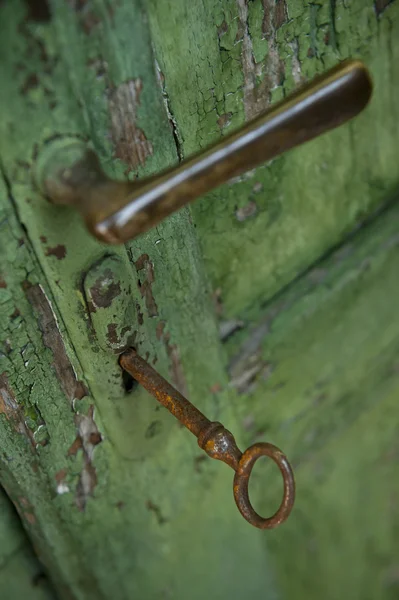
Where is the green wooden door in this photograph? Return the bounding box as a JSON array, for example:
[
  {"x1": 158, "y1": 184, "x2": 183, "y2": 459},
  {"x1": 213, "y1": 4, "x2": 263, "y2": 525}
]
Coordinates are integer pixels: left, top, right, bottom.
[{"x1": 1, "y1": 1, "x2": 398, "y2": 599}]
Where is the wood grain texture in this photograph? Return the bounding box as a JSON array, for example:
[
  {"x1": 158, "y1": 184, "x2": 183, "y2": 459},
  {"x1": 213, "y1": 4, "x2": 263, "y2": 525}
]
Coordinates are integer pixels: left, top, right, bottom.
[
  {"x1": 147, "y1": 0, "x2": 399, "y2": 318},
  {"x1": 0, "y1": 0, "x2": 398, "y2": 599},
  {"x1": 225, "y1": 200, "x2": 399, "y2": 600},
  {"x1": 0, "y1": 1, "x2": 272, "y2": 598}
]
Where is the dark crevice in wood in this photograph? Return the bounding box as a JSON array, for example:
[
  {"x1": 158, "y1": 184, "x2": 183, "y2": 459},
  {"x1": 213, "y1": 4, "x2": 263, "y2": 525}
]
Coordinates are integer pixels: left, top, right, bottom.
[{"x1": 24, "y1": 0, "x2": 51, "y2": 23}]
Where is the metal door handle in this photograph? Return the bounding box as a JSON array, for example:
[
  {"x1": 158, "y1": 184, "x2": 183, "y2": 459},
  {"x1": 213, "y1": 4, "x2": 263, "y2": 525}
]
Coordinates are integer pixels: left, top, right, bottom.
[{"x1": 36, "y1": 60, "x2": 372, "y2": 244}]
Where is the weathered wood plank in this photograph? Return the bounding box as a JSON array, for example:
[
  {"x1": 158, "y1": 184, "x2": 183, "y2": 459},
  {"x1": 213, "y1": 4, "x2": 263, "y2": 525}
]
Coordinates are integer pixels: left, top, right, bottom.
[
  {"x1": 1, "y1": 1, "x2": 398, "y2": 599},
  {"x1": 0, "y1": 2, "x2": 274, "y2": 598},
  {"x1": 225, "y1": 199, "x2": 399, "y2": 600},
  {"x1": 147, "y1": 0, "x2": 399, "y2": 318},
  {"x1": 0, "y1": 489, "x2": 55, "y2": 600},
  {"x1": 0, "y1": 168, "x2": 110, "y2": 599}
]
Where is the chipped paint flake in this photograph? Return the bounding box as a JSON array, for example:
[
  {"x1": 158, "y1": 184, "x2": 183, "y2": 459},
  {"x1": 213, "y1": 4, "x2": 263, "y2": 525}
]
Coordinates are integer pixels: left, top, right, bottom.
[
  {"x1": 24, "y1": 283, "x2": 87, "y2": 402},
  {"x1": 45, "y1": 244, "x2": 67, "y2": 260},
  {"x1": 74, "y1": 406, "x2": 102, "y2": 511},
  {"x1": 108, "y1": 79, "x2": 153, "y2": 170},
  {"x1": 135, "y1": 254, "x2": 158, "y2": 317},
  {"x1": 57, "y1": 482, "x2": 70, "y2": 495},
  {"x1": 237, "y1": 0, "x2": 288, "y2": 119}
]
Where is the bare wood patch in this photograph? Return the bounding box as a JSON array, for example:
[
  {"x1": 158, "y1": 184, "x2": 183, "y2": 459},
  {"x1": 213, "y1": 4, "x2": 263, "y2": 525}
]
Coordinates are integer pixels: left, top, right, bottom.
[
  {"x1": 0, "y1": 373, "x2": 20, "y2": 421},
  {"x1": 262, "y1": 0, "x2": 288, "y2": 35},
  {"x1": 236, "y1": 0, "x2": 258, "y2": 120},
  {"x1": 108, "y1": 79, "x2": 153, "y2": 170},
  {"x1": 155, "y1": 321, "x2": 189, "y2": 398},
  {"x1": 44, "y1": 244, "x2": 67, "y2": 260},
  {"x1": 74, "y1": 405, "x2": 102, "y2": 511},
  {"x1": 135, "y1": 254, "x2": 158, "y2": 317},
  {"x1": 0, "y1": 373, "x2": 36, "y2": 447},
  {"x1": 24, "y1": 283, "x2": 87, "y2": 402},
  {"x1": 236, "y1": 0, "x2": 288, "y2": 120},
  {"x1": 217, "y1": 112, "x2": 233, "y2": 130},
  {"x1": 17, "y1": 496, "x2": 37, "y2": 526}
]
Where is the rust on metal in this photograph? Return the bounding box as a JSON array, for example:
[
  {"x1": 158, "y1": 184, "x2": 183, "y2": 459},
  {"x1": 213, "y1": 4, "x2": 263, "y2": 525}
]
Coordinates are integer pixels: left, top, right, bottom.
[
  {"x1": 36, "y1": 60, "x2": 372, "y2": 244},
  {"x1": 119, "y1": 348, "x2": 295, "y2": 530}
]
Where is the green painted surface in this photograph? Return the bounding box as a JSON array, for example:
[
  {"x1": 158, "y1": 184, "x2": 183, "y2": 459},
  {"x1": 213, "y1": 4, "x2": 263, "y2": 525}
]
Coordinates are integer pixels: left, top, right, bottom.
[
  {"x1": 0, "y1": 1, "x2": 272, "y2": 598},
  {"x1": 0, "y1": 0, "x2": 398, "y2": 599},
  {"x1": 147, "y1": 0, "x2": 399, "y2": 318},
  {"x1": 0, "y1": 489, "x2": 55, "y2": 600},
  {"x1": 227, "y1": 201, "x2": 399, "y2": 600}
]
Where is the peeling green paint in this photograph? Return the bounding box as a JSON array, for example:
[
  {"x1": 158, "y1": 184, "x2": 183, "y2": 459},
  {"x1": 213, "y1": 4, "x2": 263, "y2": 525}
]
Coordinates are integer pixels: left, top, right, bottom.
[
  {"x1": 0, "y1": 1, "x2": 274, "y2": 598},
  {"x1": 83, "y1": 254, "x2": 137, "y2": 353},
  {"x1": 147, "y1": 0, "x2": 399, "y2": 318},
  {"x1": 248, "y1": 1, "x2": 269, "y2": 64},
  {"x1": 226, "y1": 201, "x2": 399, "y2": 600},
  {"x1": 0, "y1": 1, "x2": 398, "y2": 599}
]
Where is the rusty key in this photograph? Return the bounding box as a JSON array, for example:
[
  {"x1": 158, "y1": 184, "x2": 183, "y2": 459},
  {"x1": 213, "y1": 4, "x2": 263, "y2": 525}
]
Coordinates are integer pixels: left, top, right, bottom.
[
  {"x1": 120, "y1": 348, "x2": 295, "y2": 530},
  {"x1": 36, "y1": 60, "x2": 372, "y2": 243}
]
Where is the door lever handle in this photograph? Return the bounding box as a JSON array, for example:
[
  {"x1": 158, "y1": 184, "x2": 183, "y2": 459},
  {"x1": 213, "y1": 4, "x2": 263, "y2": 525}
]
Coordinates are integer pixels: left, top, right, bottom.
[{"x1": 36, "y1": 60, "x2": 372, "y2": 244}]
